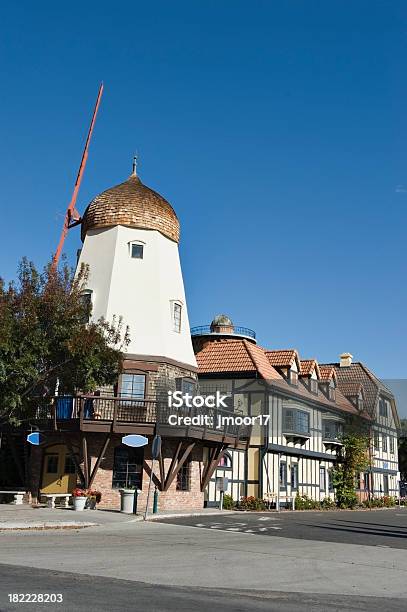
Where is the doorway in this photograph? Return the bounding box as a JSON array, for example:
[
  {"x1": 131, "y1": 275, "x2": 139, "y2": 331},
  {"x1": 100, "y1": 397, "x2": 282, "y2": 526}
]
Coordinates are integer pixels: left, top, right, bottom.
[{"x1": 41, "y1": 444, "x2": 77, "y2": 494}]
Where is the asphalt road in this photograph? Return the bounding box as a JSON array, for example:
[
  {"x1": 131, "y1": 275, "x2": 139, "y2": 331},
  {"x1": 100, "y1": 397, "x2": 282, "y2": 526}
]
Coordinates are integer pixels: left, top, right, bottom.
[
  {"x1": 156, "y1": 508, "x2": 407, "y2": 549},
  {"x1": 0, "y1": 564, "x2": 403, "y2": 612}
]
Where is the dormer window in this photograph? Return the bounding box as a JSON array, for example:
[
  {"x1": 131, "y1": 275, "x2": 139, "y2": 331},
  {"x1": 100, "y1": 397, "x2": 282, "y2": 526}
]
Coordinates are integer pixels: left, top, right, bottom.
[
  {"x1": 328, "y1": 385, "x2": 336, "y2": 401},
  {"x1": 379, "y1": 398, "x2": 388, "y2": 417},
  {"x1": 357, "y1": 395, "x2": 364, "y2": 411},
  {"x1": 310, "y1": 378, "x2": 318, "y2": 394},
  {"x1": 289, "y1": 370, "x2": 298, "y2": 386}
]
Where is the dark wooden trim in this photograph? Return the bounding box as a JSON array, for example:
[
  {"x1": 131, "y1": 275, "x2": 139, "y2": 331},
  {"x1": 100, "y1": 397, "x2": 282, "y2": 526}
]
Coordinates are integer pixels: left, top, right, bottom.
[
  {"x1": 6, "y1": 433, "x2": 24, "y2": 485},
  {"x1": 82, "y1": 435, "x2": 90, "y2": 488},
  {"x1": 89, "y1": 434, "x2": 111, "y2": 487},
  {"x1": 62, "y1": 433, "x2": 85, "y2": 487},
  {"x1": 201, "y1": 445, "x2": 227, "y2": 492},
  {"x1": 158, "y1": 451, "x2": 165, "y2": 491},
  {"x1": 123, "y1": 353, "x2": 198, "y2": 373},
  {"x1": 163, "y1": 442, "x2": 195, "y2": 492}
]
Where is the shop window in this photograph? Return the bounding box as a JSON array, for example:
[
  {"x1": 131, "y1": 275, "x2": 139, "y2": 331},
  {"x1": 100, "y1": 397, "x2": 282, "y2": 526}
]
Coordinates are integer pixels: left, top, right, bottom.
[
  {"x1": 112, "y1": 446, "x2": 143, "y2": 489},
  {"x1": 176, "y1": 459, "x2": 191, "y2": 491},
  {"x1": 320, "y1": 466, "x2": 326, "y2": 492},
  {"x1": 290, "y1": 464, "x2": 298, "y2": 490},
  {"x1": 279, "y1": 461, "x2": 287, "y2": 490}
]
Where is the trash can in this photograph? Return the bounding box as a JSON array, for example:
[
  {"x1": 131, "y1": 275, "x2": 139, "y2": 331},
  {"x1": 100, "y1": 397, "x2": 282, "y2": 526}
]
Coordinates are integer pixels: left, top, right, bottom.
[{"x1": 119, "y1": 489, "x2": 135, "y2": 514}]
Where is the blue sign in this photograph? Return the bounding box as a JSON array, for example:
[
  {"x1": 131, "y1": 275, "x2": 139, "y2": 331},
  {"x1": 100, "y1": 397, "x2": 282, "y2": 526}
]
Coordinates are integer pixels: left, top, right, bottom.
[
  {"x1": 122, "y1": 435, "x2": 148, "y2": 448},
  {"x1": 27, "y1": 432, "x2": 42, "y2": 446}
]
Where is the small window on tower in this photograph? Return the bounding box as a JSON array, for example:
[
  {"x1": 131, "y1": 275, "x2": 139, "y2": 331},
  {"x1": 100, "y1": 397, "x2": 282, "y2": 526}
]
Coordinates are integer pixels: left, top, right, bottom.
[
  {"x1": 173, "y1": 303, "x2": 182, "y2": 333},
  {"x1": 131, "y1": 243, "x2": 144, "y2": 259}
]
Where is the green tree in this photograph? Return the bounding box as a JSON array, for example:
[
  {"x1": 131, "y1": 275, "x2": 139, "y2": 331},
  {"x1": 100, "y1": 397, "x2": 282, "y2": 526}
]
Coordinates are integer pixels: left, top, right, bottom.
[
  {"x1": 331, "y1": 428, "x2": 370, "y2": 508},
  {"x1": 0, "y1": 258, "x2": 129, "y2": 425}
]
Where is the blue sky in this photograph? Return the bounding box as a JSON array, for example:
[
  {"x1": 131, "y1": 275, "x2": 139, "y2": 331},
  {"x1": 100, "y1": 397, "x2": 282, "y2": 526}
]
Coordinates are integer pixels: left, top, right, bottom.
[{"x1": 0, "y1": 1, "x2": 406, "y2": 380}]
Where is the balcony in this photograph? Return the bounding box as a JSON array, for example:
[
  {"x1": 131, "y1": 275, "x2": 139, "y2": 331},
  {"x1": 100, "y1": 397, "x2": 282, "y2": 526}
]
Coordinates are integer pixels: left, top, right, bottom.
[
  {"x1": 34, "y1": 395, "x2": 251, "y2": 448},
  {"x1": 191, "y1": 325, "x2": 256, "y2": 341}
]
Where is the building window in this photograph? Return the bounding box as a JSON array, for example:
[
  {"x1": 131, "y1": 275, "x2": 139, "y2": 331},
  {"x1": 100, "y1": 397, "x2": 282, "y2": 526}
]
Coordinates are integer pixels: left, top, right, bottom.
[
  {"x1": 390, "y1": 436, "x2": 395, "y2": 454},
  {"x1": 320, "y1": 466, "x2": 326, "y2": 492},
  {"x1": 323, "y1": 420, "x2": 343, "y2": 441},
  {"x1": 283, "y1": 409, "x2": 310, "y2": 434},
  {"x1": 80, "y1": 290, "x2": 93, "y2": 322},
  {"x1": 112, "y1": 446, "x2": 143, "y2": 489},
  {"x1": 175, "y1": 377, "x2": 196, "y2": 395},
  {"x1": 173, "y1": 303, "x2": 182, "y2": 333},
  {"x1": 130, "y1": 243, "x2": 144, "y2": 259},
  {"x1": 46, "y1": 455, "x2": 58, "y2": 474},
  {"x1": 120, "y1": 373, "x2": 146, "y2": 399},
  {"x1": 382, "y1": 435, "x2": 388, "y2": 453},
  {"x1": 290, "y1": 464, "x2": 298, "y2": 490},
  {"x1": 328, "y1": 386, "x2": 336, "y2": 401},
  {"x1": 279, "y1": 461, "x2": 287, "y2": 490},
  {"x1": 379, "y1": 398, "x2": 388, "y2": 417},
  {"x1": 363, "y1": 472, "x2": 370, "y2": 491},
  {"x1": 357, "y1": 395, "x2": 364, "y2": 411},
  {"x1": 176, "y1": 459, "x2": 191, "y2": 491},
  {"x1": 64, "y1": 455, "x2": 76, "y2": 474},
  {"x1": 218, "y1": 453, "x2": 232, "y2": 469},
  {"x1": 374, "y1": 432, "x2": 380, "y2": 451}
]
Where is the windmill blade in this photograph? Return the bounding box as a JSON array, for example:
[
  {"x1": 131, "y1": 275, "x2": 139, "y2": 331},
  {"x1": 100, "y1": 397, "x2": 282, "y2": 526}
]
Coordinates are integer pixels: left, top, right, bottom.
[{"x1": 53, "y1": 82, "x2": 104, "y2": 268}]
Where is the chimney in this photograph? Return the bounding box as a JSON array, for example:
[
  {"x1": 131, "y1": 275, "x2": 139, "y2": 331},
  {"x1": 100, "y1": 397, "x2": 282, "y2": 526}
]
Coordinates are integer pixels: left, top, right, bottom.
[{"x1": 340, "y1": 352, "x2": 353, "y2": 368}]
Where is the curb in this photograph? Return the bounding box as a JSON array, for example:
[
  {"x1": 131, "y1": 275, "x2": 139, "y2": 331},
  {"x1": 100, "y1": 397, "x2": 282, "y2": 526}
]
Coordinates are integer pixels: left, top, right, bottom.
[
  {"x1": 0, "y1": 521, "x2": 98, "y2": 531},
  {"x1": 145, "y1": 510, "x2": 241, "y2": 521}
]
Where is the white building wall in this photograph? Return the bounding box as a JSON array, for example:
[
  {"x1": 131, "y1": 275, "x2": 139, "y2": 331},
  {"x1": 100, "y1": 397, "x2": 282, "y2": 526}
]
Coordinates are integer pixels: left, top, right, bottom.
[{"x1": 77, "y1": 225, "x2": 197, "y2": 368}]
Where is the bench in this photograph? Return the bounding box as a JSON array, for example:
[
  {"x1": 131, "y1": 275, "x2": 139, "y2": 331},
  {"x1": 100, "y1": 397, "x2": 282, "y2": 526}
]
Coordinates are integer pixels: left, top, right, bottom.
[
  {"x1": 0, "y1": 490, "x2": 26, "y2": 505},
  {"x1": 264, "y1": 493, "x2": 295, "y2": 511},
  {"x1": 40, "y1": 493, "x2": 72, "y2": 509}
]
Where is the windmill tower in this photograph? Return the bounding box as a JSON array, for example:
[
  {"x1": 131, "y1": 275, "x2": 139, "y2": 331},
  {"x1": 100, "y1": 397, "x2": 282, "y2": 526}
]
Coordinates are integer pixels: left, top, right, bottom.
[{"x1": 77, "y1": 159, "x2": 197, "y2": 371}]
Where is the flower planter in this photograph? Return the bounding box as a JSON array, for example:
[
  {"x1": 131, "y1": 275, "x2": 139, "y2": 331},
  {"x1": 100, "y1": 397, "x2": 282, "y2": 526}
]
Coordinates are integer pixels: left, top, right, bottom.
[
  {"x1": 73, "y1": 496, "x2": 87, "y2": 511},
  {"x1": 119, "y1": 489, "x2": 135, "y2": 514}
]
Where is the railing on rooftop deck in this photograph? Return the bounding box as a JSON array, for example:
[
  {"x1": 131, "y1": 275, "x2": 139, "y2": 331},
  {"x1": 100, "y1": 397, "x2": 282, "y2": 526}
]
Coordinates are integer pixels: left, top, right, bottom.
[
  {"x1": 190, "y1": 325, "x2": 256, "y2": 340},
  {"x1": 34, "y1": 395, "x2": 251, "y2": 442}
]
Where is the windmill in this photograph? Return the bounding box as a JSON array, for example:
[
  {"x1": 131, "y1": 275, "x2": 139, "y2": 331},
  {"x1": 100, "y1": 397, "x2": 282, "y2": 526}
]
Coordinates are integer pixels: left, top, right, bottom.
[{"x1": 52, "y1": 82, "x2": 104, "y2": 268}]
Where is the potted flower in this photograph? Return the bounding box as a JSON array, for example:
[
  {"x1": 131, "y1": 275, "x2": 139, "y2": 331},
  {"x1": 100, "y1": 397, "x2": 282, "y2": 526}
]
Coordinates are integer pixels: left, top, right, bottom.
[
  {"x1": 87, "y1": 490, "x2": 102, "y2": 510},
  {"x1": 72, "y1": 487, "x2": 88, "y2": 511}
]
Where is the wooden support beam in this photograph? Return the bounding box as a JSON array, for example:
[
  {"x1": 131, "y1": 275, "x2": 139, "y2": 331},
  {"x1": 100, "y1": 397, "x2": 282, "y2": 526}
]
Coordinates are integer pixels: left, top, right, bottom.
[
  {"x1": 163, "y1": 442, "x2": 195, "y2": 492},
  {"x1": 200, "y1": 444, "x2": 227, "y2": 492},
  {"x1": 62, "y1": 433, "x2": 85, "y2": 487},
  {"x1": 158, "y1": 450, "x2": 165, "y2": 492},
  {"x1": 89, "y1": 434, "x2": 110, "y2": 487},
  {"x1": 82, "y1": 435, "x2": 90, "y2": 488}
]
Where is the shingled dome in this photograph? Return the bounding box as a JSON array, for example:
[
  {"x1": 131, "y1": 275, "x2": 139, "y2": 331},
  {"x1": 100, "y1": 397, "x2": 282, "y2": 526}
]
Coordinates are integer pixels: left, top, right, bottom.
[{"x1": 81, "y1": 174, "x2": 180, "y2": 243}]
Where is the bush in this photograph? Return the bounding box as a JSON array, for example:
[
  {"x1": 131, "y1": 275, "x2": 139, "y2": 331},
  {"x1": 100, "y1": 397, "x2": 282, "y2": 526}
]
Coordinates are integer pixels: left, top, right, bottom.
[
  {"x1": 295, "y1": 494, "x2": 321, "y2": 510},
  {"x1": 238, "y1": 496, "x2": 266, "y2": 511},
  {"x1": 222, "y1": 494, "x2": 235, "y2": 510},
  {"x1": 363, "y1": 496, "x2": 397, "y2": 508},
  {"x1": 321, "y1": 497, "x2": 336, "y2": 510}
]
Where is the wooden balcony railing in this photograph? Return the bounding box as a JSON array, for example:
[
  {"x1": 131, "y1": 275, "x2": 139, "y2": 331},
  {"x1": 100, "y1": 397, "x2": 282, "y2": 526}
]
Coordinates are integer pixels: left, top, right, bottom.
[{"x1": 38, "y1": 395, "x2": 251, "y2": 443}]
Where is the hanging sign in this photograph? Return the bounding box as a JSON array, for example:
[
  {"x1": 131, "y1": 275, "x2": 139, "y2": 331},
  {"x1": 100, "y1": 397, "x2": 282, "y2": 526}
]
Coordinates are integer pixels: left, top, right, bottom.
[
  {"x1": 27, "y1": 432, "x2": 43, "y2": 446},
  {"x1": 122, "y1": 435, "x2": 148, "y2": 448}
]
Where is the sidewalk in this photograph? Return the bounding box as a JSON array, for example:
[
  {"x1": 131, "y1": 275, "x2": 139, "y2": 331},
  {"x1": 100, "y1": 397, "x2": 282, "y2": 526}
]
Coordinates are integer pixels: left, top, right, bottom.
[{"x1": 0, "y1": 504, "x2": 234, "y2": 530}]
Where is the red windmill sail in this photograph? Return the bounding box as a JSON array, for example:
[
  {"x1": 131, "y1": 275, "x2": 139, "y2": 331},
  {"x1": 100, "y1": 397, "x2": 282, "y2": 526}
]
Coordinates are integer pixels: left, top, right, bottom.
[{"x1": 53, "y1": 82, "x2": 104, "y2": 268}]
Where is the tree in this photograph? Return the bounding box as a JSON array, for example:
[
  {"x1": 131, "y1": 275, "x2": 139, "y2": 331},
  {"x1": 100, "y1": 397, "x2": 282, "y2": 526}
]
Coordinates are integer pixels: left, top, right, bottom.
[
  {"x1": 0, "y1": 258, "x2": 129, "y2": 426},
  {"x1": 331, "y1": 426, "x2": 370, "y2": 508}
]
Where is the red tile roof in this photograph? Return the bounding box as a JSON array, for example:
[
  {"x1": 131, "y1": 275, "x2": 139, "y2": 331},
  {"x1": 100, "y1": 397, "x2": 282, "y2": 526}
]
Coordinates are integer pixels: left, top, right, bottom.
[
  {"x1": 195, "y1": 340, "x2": 360, "y2": 417},
  {"x1": 299, "y1": 359, "x2": 320, "y2": 378},
  {"x1": 319, "y1": 365, "x2": 337, "y2": 381},
  {"x1": 265, "y1": 350, "x2": 299, "y2": 368}
]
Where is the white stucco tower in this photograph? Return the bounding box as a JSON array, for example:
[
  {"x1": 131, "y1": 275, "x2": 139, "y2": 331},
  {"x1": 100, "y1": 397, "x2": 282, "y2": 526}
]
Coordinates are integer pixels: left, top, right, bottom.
[{"x1": 77, "y1": 164, "x2": 197, "y2": 370}]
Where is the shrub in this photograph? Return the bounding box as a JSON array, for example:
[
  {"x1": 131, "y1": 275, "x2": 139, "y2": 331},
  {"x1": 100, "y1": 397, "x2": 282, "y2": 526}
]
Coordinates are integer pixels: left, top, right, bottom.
[
  {"x1": 238, "y1": 496, "x2": 266, "y2": 511},
  {"x1": 363, "y1": 496, "x2": 397, "y2": 508},
  {"x1": 321, "y1": 497, "x2": 336, "y2": 510},
  {"x1": 295, "y1": 494, "x2": 321, "y2": 510},
  {"x1": 222, "y1": 494, "x2": 235, "y2": 510}
]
